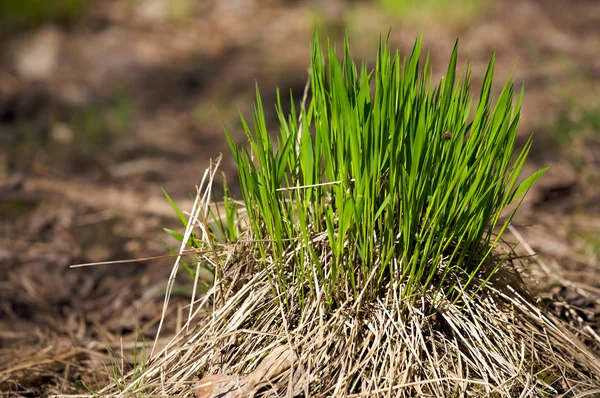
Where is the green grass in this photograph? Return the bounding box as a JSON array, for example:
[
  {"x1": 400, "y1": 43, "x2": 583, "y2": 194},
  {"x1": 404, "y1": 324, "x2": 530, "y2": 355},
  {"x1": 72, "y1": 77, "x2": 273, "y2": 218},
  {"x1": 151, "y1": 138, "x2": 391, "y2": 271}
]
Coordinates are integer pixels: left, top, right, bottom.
[
  {"x1": 6, "y1": 94, "x2": 133, "y2": 175},
  {"x1": 79, "y1": 323, "x2": 147, "y2": 396},
  {"x1": 0, "y1": 0, "x2": 88, "y2": 35},
  {"x1": 168, "y1": 32, "x2": 546, "y2": 310},
  {"x1": 550, "y1": 102, "x2": 600, "y2": 168},
  {"x1": 162, "y1": 188, "x2": 215, "y2": 289},
  {"x1": 581, "y1": 231, "x2": 600, "y2": 264},
  {"x1": 377, "y1": 0, "x2": 486, "y2": 23},
  {"x1": 218, "y1": 32, "x2": 547, "y2": 308},
  {"x1": 69, "y1": 95, "x2": 133, "y2": 148}
]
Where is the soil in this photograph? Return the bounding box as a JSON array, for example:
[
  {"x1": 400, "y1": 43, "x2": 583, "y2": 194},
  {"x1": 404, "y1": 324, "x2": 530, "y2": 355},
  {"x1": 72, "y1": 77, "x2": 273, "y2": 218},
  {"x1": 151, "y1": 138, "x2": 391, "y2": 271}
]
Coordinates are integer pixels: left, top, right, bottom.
[{"x1": 0, "y1": 0, "x2": 599, "y2": 396}]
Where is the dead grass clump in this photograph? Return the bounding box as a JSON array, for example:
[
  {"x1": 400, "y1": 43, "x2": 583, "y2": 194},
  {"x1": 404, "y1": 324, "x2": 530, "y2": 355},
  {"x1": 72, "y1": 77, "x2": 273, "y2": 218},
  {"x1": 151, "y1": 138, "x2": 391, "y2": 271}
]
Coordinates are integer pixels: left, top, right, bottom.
[
  {"x1": 100, "y1": 241, "x2": 600, "y2": 397},
  {"x1": 96, "y1": 164, "x2": 600, "y2": 397}
]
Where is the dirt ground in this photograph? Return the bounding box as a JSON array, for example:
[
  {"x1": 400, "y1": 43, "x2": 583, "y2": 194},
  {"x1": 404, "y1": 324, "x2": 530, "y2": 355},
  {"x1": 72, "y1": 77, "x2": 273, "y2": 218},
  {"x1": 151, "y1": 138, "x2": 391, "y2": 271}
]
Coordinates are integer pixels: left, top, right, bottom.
[{"x1": 0, "y1": 0, "x2": 599, "y2": 396}]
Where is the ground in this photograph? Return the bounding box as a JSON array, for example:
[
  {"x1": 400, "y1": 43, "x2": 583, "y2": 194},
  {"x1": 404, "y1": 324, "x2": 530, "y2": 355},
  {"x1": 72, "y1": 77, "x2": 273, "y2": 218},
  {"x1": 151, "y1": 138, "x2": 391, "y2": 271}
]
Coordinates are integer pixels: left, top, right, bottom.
[{"x1": 0, "y1": 0, "x2": 599, "y2": 396}]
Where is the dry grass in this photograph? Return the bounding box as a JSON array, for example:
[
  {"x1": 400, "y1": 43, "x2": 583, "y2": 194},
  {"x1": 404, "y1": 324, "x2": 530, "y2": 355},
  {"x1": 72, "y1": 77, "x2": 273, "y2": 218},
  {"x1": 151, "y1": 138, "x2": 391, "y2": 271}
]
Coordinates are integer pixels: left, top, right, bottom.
[{"x1": 93, "y1": 170, "x2": 600, "y2": 398}]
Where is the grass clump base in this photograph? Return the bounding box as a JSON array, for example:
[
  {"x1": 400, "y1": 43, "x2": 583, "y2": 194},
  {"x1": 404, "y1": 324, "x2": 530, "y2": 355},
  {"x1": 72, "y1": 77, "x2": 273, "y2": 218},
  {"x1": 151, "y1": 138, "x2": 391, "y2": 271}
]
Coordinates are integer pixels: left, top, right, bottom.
[
  {"x1": 101, "y1": 239, "x2": 600, "y2": 397},
  {"x1": 100, "y1": 34, "x2": 600, "y2": 396}
]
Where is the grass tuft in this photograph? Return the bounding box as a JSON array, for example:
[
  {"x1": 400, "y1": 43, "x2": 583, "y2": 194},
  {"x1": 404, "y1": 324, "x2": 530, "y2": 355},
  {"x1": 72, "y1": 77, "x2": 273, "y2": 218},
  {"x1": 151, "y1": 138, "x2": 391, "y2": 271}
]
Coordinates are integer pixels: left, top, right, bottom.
[
  {"x1": 98, "y1": 33, "x2": 600, "y2": 397},
  {"x1": 223, "y1": 32, "x2": 548, "y2": 308}
]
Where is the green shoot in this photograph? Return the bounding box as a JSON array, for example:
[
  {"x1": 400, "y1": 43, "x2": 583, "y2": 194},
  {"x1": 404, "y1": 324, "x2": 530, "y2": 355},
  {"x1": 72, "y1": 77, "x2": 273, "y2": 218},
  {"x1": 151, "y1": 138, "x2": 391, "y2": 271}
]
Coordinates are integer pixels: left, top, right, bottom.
[{"x1": 224, "y1": 32, "x2": 547, "y2": 307}]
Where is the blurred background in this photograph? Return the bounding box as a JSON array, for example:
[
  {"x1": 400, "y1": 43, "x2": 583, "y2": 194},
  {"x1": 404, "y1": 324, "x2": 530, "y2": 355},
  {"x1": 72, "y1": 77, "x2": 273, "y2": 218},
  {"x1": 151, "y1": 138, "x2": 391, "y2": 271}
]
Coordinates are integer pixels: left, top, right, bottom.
[{"x1": 1, "y1": 0, "x2": 599, "y2": 395}]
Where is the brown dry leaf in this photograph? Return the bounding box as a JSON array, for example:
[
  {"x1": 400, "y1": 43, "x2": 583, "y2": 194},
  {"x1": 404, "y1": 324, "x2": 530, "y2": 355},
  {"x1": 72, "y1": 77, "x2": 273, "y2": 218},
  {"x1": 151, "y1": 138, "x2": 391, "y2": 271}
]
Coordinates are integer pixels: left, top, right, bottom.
[
  {"x1": 194, "y1": 374, "x2": 237, "y2": 398},
  {"x1": 193, "y1": 346, "x2": 297, "y2": 398},
  {"x1": 245, "y1": 345, "x2": 297, "y2": 387}
]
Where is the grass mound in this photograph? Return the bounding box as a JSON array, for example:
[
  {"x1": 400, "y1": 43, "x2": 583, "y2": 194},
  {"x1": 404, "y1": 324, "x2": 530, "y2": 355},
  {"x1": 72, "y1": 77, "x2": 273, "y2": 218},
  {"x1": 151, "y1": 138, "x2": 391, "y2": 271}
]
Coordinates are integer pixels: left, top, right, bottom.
[
  {"x1": 108, "y1": 258, "x2": 600, "y2": 396},
  {"x1": 101, "y1": 34, "x2": 600, "y2": 396}
]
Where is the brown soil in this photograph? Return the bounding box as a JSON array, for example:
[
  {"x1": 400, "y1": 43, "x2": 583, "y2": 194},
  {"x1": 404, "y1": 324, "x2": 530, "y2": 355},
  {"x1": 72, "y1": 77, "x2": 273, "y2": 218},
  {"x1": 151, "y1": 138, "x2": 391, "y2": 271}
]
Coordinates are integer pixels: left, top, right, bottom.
[{"x1": 1, "y1": 0, "x2": 599, "y2": 396}]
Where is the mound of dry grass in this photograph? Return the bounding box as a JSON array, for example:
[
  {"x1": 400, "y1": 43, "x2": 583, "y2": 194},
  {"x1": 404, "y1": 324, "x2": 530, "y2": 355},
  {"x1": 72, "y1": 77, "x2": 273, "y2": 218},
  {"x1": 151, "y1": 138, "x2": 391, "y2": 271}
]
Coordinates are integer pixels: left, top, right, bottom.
[{"x1": 95, "y1": 170, "x2": 600, "y2": 398}]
